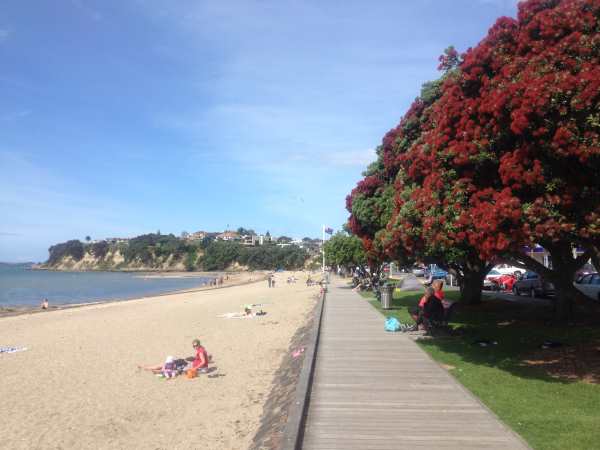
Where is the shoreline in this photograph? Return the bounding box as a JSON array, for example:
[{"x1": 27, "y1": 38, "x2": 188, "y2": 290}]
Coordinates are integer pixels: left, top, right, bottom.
[{"x1": 0, "y1": 271, "x2": 269, "y2": 319}]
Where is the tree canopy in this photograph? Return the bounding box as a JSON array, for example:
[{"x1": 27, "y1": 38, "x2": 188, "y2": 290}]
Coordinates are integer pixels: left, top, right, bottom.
[
  {"x1": 346, "y1": 0, "x2": 600, "y2": 319},
  {"x1": 323, "y1": 232, "x2": 367, "y2": 272}
]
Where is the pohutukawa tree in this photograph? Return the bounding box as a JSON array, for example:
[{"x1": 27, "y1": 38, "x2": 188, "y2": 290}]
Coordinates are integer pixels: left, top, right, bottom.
[
  {"x1": 348, "y1": 0, "x2": 600, "y2": 318},
  {"x1": 406, "y1": 0, "x2": 600, "y2": 319},
  {"x1": 346, "y1": 166, "x2": 395, "y2": 287}
]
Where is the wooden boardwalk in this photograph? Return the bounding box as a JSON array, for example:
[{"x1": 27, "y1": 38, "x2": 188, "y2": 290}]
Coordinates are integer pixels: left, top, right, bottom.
[{"x1": 301, "y1": 279, "x2": 529, "y2": 450}]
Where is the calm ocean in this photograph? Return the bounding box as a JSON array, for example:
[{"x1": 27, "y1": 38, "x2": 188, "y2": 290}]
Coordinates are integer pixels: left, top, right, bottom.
[{"x1": 0, "y1": 265, "x2": 213, "y2": 307}]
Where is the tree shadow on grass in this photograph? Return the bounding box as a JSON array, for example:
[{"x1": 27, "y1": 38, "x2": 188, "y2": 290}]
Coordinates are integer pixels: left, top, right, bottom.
[{"x1": 375, "y1": 290, "x2": 600, "y2": 384}]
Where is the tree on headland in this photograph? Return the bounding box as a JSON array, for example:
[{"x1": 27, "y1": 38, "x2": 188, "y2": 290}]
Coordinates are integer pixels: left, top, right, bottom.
[
  {"x1": 85, "y1": 236, "x2": 91, "y2": 243},
  {"x1": 48, "y1": 240, "x2": 85, "y2": 264},
  {"x1": 236, "y1": 227, "x2": 256, "y2": 236},
  {"x1": 91, "y1": 241, "x2": 109, "y2": 259}
]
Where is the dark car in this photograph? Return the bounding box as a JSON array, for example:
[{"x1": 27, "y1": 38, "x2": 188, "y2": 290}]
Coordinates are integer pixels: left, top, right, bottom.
[{"x1": 512, "y1": 271, "x2": 554, "y2": 297}]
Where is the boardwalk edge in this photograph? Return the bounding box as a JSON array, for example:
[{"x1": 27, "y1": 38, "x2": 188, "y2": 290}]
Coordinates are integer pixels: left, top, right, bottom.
[{"x1": 280, "y1": 288, "x2": 326, "y2": 450}]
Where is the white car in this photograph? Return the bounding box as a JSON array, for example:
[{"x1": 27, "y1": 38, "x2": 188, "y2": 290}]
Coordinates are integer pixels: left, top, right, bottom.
[
  {"x1": 574, "y1": 273, "x2": 600, "y2": 302},
  {"x1": 493, "y1": 264, "x2": 524, "y2": 276}
]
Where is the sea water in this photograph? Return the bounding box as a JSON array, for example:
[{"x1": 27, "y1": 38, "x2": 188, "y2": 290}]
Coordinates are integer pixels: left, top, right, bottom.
[{"x1": 0, "y1": 265, "x2": 213, "y2": 307}]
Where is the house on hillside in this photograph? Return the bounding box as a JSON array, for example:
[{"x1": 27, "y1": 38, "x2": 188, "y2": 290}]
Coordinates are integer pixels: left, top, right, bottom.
[
  {"x1": 106, "y1": 237, "x2": 130, "y2": 244},
  {"x1": 216, "y1": 231, "x2": 240, "y2": 241},
  {"x1": 241, "y1": 234, "x2": 259, "y2": 246},
  {"x1": 188, "y1": 231, "x2": 208, "y2": 241}
]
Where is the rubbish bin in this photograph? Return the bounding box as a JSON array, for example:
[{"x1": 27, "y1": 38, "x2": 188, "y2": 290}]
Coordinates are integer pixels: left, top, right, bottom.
[{"x1": 380, "y1": 284, "x2": 394, "y2": 310}]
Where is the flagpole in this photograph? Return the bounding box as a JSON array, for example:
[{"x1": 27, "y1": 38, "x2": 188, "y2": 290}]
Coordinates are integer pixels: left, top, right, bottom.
[{"x1": 322, "y1": 225, "x2": 325, "y2": 273}]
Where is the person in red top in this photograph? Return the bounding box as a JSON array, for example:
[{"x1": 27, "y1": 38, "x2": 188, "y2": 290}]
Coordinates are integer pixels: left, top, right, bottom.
[
  {"x1": 432, "y1": 279, "x2": 444, "y2": 302},
  {"x1": 411, "y1": 287, "x2": 438, "y2": 330},
  {"x1": 191, "y1": 339, "x2": 209, "y2": 372}
]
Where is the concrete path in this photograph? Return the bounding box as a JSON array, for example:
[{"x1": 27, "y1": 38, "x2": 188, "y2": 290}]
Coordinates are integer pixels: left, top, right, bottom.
[{"x1": 301, "y1": 278, "x2": 529, "y2": 449}]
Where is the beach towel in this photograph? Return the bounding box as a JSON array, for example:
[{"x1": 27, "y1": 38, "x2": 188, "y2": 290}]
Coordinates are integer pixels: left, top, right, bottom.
[
  {"x1": 0, "y1": 346, "x2": 28, "y2": 354},
  {"x1": 217, "y1": 312, "x2": 257, "y2": 319}
]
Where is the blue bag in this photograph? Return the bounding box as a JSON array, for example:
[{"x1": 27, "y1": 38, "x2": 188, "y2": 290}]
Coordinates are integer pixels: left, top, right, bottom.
[{"x1": 385, "y1": 316, "x2": 401, "y2": 332}]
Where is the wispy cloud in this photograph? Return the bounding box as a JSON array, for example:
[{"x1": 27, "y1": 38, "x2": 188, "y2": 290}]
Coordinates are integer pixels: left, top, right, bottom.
[
  {"x1": 0, "y1": 109, "x2": 31, "y2": 122},
  {"x1": 0, "y1": 151, "x2": 145, "y2": 260},
  {"x1": 70, "y1": 0, "x2": 103, "y2": 21},
  {"x1": 0, "y1": 27, "x2": 11, "y2": 43},
  {"x1": 0, "y1": 232, "x2": 22, "y2": 237}
]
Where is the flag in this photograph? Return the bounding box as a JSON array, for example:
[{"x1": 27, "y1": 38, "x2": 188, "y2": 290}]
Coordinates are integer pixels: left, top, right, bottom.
[{"x1": 324, "y1": 227, "x2": 334, "y2": 235}]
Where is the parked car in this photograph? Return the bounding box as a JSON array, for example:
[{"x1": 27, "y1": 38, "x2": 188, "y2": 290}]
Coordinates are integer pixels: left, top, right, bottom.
[
  {"x1": 411, "y1": 266, "x2": 425, "y2": 277},
  {"x1": 424, "y1": 265, "x2": 448, "y2": 283},
  {"x1": 484, "y1": 269, "x2": 503, "y2": 290},
  {"x1": 512, "y1": 271, "x2": 554, "y2": 297},
  {"x1": 484, "y1": 269, "x2": 518, "y2": 291},
  {"x1": 493, "y1": 264, "x2": 524, "y2": 277},
  {"x1": 575, "y1": 263, "x2": 597, "y2": 281},
  {"x1": 574, "y1": 272, "x2": 600, "y2": 302}
]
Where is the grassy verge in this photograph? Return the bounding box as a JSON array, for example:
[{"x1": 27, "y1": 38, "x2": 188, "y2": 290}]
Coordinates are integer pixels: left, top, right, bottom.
[{"x1": 360, "y1": 289, "x2": 600, "y2": 450}]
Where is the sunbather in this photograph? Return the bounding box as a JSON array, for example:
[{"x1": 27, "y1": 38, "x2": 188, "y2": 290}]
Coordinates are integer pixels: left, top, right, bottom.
[{"x1": 138, "y1": 355, "x2": 181, "y2": 378}]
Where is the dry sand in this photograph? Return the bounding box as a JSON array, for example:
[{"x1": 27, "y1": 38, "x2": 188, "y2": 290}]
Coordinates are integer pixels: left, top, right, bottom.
[{"x1": 0, "y1": 271, "x2": 319, "y2": 450}]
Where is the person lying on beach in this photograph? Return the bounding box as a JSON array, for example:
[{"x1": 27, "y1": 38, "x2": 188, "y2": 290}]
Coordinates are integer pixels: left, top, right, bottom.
[{"x1": 138, "y1": 356, "x2": 182, "y2": 378}]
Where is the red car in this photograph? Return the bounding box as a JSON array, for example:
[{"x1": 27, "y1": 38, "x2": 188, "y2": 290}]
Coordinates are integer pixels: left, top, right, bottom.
[
  {"x1": 495, "y1": 274, "x2": 517, "y2": 291},
  {"x1": 486, "y1": 271, "x2": 517, "y2": 291}
]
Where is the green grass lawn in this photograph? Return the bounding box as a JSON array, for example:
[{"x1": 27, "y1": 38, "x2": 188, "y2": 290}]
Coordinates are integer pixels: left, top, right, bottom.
[{"x1": 361, "y1": 288, "x2": 600, "y2": 450}]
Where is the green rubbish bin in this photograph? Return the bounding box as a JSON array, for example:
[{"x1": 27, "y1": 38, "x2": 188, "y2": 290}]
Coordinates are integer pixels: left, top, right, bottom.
[{"x1": 380, "y1": 285, "x2": 394, "y2": 309}]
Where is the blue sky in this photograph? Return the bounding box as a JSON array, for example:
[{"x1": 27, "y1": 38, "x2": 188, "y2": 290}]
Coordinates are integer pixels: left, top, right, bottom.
[{"x1": 0, "y1": 0, "x2": 518, "y2": 262}]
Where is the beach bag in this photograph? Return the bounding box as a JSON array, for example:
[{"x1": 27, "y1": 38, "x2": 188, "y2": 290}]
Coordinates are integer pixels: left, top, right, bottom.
[
  {"x1": 186, "y1": 368, "x2": 198, "y2": 379},
  {"x1": 385, "y1": 316, "x2": 401, "y2": 332}
]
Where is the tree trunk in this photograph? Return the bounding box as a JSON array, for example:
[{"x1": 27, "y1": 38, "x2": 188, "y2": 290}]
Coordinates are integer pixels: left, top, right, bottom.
[
  {"x1": 545, "y1": 255, "x2": 592, "y2": 323},
  {"x1": 513, "y1": 244, "x2": 595, "y2": 323},
  {"x1": 459, "y1": 267, "x2": 487, "y2": 305}
]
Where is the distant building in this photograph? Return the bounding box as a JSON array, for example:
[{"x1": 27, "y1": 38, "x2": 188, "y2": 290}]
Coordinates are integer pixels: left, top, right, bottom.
[
  {"x1": 188, "y1": 231, "x2": 208, "y2": 241},
  {"x1": 241, "y1": 234, "x2": 259, "y2": 246},
  {"x1": 216, "y1": 231, "x2": 240, "y2": 241},
  {"x1": 106, "y1": 237, "x2": 130, "y2": 244}
]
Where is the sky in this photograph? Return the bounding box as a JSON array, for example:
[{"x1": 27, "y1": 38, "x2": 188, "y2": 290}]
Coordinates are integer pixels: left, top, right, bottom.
[{"x1": 0, "y1": 0, "x2": 519, "y2": 262}]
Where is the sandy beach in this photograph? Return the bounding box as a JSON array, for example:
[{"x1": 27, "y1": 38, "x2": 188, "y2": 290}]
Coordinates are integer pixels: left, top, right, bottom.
[{"x1": 0, "y1": 271, "x2": 319, "y2": 450}]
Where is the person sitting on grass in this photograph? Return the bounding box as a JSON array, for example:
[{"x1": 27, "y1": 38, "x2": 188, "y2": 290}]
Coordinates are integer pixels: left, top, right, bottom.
[
  {"x1": 407, "y1": 287, "x2": 444, "y2": 332},
  {"x1": 432, "y1": 279, "x2": 444, "y2": 302}
]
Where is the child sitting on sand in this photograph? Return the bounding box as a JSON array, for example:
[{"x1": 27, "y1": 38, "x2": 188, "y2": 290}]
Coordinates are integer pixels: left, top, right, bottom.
[{"x1": 138, "y1": 355, "x2": 181, "y2": 379}]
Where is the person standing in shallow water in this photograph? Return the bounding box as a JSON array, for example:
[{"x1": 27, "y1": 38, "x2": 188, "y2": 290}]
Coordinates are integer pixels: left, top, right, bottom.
[{"x1": 41, "y1": 298, "x2": 49, "y2": 310}]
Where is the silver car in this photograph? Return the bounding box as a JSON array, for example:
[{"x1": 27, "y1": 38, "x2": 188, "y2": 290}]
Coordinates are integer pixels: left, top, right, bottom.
[
  {"x1": 574, "y1": 272, "x2": 600, "y2": 302},
  {"x1": 411, "y1": 266, "x2": 425, "y2": 277}
]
